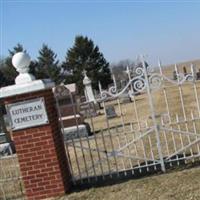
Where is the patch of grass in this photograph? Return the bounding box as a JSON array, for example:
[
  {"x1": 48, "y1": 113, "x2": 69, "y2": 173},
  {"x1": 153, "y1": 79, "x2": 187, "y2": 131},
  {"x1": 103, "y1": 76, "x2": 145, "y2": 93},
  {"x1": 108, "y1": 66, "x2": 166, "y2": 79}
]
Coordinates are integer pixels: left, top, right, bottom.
[{"x1": 60, "y1": 166, "x2": 200, "y2": 200}]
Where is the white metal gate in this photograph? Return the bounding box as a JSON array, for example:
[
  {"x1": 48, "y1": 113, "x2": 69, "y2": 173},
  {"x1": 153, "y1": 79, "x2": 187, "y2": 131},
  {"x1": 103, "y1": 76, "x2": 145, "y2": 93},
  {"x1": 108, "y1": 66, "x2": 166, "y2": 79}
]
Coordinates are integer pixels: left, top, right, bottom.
[{"x1": 57, "y1": 58, "x2": 200, "y2": 185}]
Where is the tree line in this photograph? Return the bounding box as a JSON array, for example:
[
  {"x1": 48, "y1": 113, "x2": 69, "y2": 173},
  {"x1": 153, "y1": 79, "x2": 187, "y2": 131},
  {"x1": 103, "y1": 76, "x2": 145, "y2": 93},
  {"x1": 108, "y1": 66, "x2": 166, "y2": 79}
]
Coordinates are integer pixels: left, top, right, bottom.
[{"x1": 0, "y1": 35, "x2": 112, "y2": 93}]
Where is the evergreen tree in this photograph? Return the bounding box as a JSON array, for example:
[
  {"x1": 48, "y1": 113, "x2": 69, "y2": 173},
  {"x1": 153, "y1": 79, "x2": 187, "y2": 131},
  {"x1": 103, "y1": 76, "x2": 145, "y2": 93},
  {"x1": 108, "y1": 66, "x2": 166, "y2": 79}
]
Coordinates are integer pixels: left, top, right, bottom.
[
  {"x1": 0, "y1": 68, "x2": 7, "y2": 88},
  {"x1": 1, "y1": 43, "x2": 25, "y2": 85},
  {"x1": 36, "y1": 44, "x2": 61, "y2": 84},
  {"x1": 62, "y1": 35, "x2": 112, "y2": 93}
]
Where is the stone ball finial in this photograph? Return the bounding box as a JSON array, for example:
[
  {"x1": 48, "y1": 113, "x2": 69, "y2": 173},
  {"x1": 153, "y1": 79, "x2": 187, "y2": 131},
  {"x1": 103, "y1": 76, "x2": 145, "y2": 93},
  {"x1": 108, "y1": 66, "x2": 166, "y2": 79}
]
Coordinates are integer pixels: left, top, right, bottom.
[
  {"x1": 12, "y1": 52, "x2": 35, "y2": 85},
  {"x1": 12, "y1": 52, "x2": 31, "y2": 73}
]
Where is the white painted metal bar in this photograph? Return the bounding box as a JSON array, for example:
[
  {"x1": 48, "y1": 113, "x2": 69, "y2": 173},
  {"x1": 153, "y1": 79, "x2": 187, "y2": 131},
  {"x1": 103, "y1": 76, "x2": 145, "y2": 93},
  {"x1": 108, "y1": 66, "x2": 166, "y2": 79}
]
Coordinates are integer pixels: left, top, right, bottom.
[
  {"x1": 160, "y1": 127, "x2": 200, "y2": 138},
  {"x1": 190, "y1": 64, "x2": 200, "y2": 157},
  {"x1": 100, "y1": 129, "x2": 112, "y2": 177},
  {"x1": 116, "y1": 100, "x2": 127, "y2": 174},
  {"x1": 191, "y1": 111, "x2": 200, "y2": 158},
  {"x1": 54, "y1": 93, "x2": 76, "y2": 182},
  {"x1": 68, "y1": 138, "x2": 82, "y2": 181},
  {"x1": 66, "y1": 125, "x2": 153, "y2": 143},
  {"x1": 161, "y1": 118, "x2": 170, "y2": 157},
  {"x1": 87, "y1": 103, "x2": 96, "y2": 133},
  {"x1": 175, "y1": 64, "x2": 194, "y2": 159},
  {"x1": 115, "y1": 152, "x2": 160, "y2": 163},
  {"x1": 131, "y1": 92, "x2": 147, "y2": 171},
  {"x1": 67, "y1": 143, "x2": 113, "y2": 155},
  {"x1": 117, "y1": 98, "x2": 138, "y2": 172},
  {"x1": 125, "y1": 67, "x2": 144, "y2": 172},
  {"x1": 102, "y1": 101, "x2": 120, "y2": 175},
  {"x1": 166, "y1": 138, "x2": 200, "y2": 160},
  {"x1": 142, "y1": 57, "x2": 165, "y2": 172},
  {"x1": 117, "y1": 127, "x2": 154, "y2": 152},
  {"x1": 126, "y1": 65, "x2": 134, "y2": 93},
  {"x1": 129, "y1": 122, "x2": 141, "y2": 173},
  {"x1": 78, "y1": 156, "x2": 110, "y2": 179},
  {"x1": 129, "y1": 123, "x2": 136, "y2": 174},
  {"x1": 145, "y1": 120, "x2": 157, "y2": 170},
  {"x1": 69, "y1": 92, "x2": 91, "y2": 181},
  {"x1": 75, "y1": 104, "x2": 97, "y2": 179},
  {"x1": 116, "y1": 131, "x2": 127, "y2": 175},
  {"x1": 88, "y1": 102, "x2": 105, "y2": 178},
  {"x1": 159, "y1": 60, "x2": 178, "y2": 165},
  {"x1": 99, "y1": 82, "x2": 119, "y2": 175},
  {"x1": 191, "y1": 64, "x2": 200, "y2": 117},
  {"x1": 176, "y1": 114, "x2": 185, "y2": 164},
  {"x1": 83, "y1": 136, "x2": 97, "y2": 178},
  {"x1": 165, "y1": 153, "x2": 200, "y2": 163},
  {"x1": 166, "y1": 117, "x2": 200, "y2": 126}
]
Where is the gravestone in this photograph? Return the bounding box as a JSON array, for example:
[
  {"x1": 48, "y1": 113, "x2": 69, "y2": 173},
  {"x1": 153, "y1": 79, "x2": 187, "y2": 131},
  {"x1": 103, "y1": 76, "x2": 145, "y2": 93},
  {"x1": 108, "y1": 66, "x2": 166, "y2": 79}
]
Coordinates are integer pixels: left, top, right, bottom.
[
  {"x1": 0, "y1": 142, "x2": 12, "y2": 157},
  {"x1": 0, "y1": 132, "x2": 6, "y2": 144},
  {"x1": 173, "y1": 70, "x2": 177, "y2": 80},
  {"x1": 196, "y1": 69, "x2": 200, "y2": 80},
  {"x1": 120, "y1": 93, "x2": 132, "y2": 103},
  {"x1": 80, "y1": 101, "x2": 97, "y2": 118},
  {"x1": 63, "y1": 124, "x2": 89, "y2": 140},
  {"x1": 106, "y1": 105, "x2": 117, "y2": 118},
  {"x1": 83, "y1": 72, "x2": 96, "y2": 103},
  {"x1": 183, "y1": 66, "x2": 187, "y2": 76},
  {"x1": 53, "y1": 84, "x2": 90, "y2": 140}
]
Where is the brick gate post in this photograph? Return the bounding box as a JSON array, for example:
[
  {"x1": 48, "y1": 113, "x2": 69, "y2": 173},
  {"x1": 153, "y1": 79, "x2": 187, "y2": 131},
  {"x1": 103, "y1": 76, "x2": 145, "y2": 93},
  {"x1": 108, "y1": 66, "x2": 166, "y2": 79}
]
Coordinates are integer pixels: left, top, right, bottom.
[{"x1": 0, "y1": 53, "x2": 71, "y2": 200}]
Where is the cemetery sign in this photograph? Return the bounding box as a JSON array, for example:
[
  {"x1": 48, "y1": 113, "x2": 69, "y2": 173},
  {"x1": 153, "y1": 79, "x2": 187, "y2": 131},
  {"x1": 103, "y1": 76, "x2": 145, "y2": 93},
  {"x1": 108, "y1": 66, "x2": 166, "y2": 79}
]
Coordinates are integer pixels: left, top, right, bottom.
[{"x1": 7, "y1": 98, "x2": 49, "y2": 131}]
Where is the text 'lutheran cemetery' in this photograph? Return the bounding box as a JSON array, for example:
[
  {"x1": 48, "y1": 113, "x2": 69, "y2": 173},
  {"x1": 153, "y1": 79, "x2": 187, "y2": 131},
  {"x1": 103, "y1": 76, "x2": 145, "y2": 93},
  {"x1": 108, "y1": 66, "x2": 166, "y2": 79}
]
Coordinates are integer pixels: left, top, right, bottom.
[{"x1": 7, "y1": 98, "x2": 48, "y2": 130}]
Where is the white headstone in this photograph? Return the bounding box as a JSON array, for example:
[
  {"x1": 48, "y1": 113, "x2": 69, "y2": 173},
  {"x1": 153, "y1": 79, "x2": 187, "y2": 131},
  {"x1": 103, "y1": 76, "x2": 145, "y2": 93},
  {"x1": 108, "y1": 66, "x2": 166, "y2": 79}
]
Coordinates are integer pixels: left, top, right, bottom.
[{"x1": 83, "y1": 71, "x2": 96, "y2": 103}]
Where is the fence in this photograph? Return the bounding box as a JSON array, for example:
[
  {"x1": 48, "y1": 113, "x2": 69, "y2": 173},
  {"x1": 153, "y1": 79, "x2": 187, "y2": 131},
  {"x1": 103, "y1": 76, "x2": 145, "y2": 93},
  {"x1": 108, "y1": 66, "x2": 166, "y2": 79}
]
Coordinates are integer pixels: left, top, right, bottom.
[
  {"x1": 0, "y1": 104, "x2": 25, "y2": 199},
  {"x1": 0, "y1": 154, "x2": 25, "y2": 199},
  {"x1": 60, "y1": 59, "x2": 200, "y2": 185}
]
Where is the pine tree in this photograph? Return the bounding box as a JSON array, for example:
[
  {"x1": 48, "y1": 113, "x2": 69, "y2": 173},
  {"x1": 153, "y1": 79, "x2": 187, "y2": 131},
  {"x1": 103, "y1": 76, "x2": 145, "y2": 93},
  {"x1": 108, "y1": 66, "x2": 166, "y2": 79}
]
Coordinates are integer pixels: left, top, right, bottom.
[
  {"x1": 0, "y1": 69, "x2": 7, "y2": 88},
  {"x1": 62, "y1": 36, "x2": 112, "y2": 93},
  {"x1": 1, "y1": 43, "x2": 25, "y2": 85},
  {"x1": 36, "y1": 44, "x2": 61, "y2": 84}
]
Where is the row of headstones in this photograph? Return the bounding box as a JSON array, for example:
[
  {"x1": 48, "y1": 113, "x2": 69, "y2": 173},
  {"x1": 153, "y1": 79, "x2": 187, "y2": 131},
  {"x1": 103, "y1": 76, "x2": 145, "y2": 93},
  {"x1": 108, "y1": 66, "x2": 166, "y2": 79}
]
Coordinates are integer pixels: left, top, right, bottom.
[{"x1": 173, "y1": 66, "x2": 200, "y2": 80}]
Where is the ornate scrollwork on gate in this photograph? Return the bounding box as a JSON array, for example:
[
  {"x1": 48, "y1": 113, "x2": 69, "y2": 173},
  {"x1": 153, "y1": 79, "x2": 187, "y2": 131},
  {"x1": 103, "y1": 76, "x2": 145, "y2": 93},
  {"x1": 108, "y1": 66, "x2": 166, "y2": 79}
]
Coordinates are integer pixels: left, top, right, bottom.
[
  {"x1": 134, "y1": 65, "x2": 144, "y2": 76},
  {"x1": 149, "y1": 74, "x2": 162, "y2": 90},
  {"x1": 161, "y1": 72, "x2": 194, "y2": 85},
  {"x1": 100, "y1": 64, "x2": 147, "y2": 100},
  {"x1": 133, "y1": 77, "x2": 146, "y2": 92},
  {"x1": 99, "y1": 61, "x2": 195, "y2": 101}
]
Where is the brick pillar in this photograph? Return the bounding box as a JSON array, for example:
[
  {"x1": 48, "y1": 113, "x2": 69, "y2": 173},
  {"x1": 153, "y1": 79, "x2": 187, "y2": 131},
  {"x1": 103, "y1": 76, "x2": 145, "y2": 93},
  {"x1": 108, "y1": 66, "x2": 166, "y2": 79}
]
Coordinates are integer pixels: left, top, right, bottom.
[{"x1": 3, "y1": 89, "x2": 71, "y2": 200}]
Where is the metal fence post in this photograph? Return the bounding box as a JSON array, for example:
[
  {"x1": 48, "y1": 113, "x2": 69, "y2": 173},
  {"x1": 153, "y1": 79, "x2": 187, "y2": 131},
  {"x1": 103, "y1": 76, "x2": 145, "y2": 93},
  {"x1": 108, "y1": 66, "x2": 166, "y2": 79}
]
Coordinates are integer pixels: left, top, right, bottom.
[{"x1": 142, "y1": 57, "x2": 166, "y2": 172}]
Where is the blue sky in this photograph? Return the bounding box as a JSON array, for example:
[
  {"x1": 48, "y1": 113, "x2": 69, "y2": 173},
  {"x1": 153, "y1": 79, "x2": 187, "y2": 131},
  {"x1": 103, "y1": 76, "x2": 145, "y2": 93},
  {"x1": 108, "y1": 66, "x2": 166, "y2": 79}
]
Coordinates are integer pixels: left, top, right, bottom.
[{"x1": 1, "y1": 0, "x2": 200, "y2": 66}]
